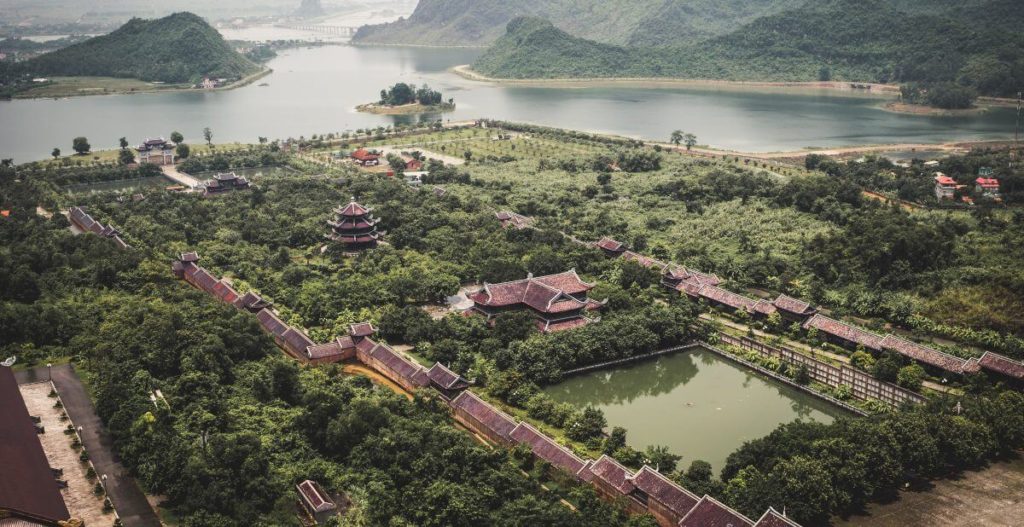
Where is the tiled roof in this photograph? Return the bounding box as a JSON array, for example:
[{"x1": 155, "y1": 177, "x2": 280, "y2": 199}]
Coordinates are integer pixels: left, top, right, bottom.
[
  {"x1": 979, "y1": 352, "x2": 1024, "y2": 380},
  {"x1": 632, "y1": 466, "x2": 699, "y2": 517},
  {"x1": 621, "y1": 251, "x2": 668, "y2": 271},
  {"x1": 802, "y1": 315, "x2": 884, "y2": 350},
  {"x1": 538, "y1": 317, "x2": 594, "y2": 333},
  {"x1": 597, "y1": 238, "x2": 626, "y2": 252},
  {"x1": 297, "y1": 480, "x2": 336, "y2": 513},
  {"x1": 191, "y1": 268, "x2": 219, "y2": 293},
  {"x1": 449, "y1": 391, "x2": 519, "y2": 443},
  {"x1": 256, "y1": 309, "x2": 289, "y2": 338},
  {"x1": 495, "y1": 211, "x2": 533, "y2": 229},
  {"x1": 509, "y1": 422, "x2": 587, "y2": 475},
  {"x1": 976, "y1": 177, "x2": 1000, "y2": 188},
  {"x1": 879, "y1": 335, "x2": 967, "y2": 374},
  {"x1": 772, "y1": 294, "x2": 814, "y2": 315},
  {"x1": 426, "y1": 363, "x2": 470, "y2": 390},
  {"x1": 699, "y1": 286, "x2": 759, "y2": 311},
  {"x1": 961, "y1": 357, "x2": 982, "y2": 374},
  {"x1": 0, "y1": 367, "x2": 72, "y2": 523},
  {"x1": 753, "y1": 508, "x2": 802, "y2": 527},
  {"x1": 350, "y1": 149, "x2": 380, "y2": 162},
  {"x1": 587, "y1": 455, "x2": 636, "y2": 495},
  {"x1": 306, "y1": 341, "x2": 343, "y2": 360},
  {"x1": 472, "y1": 271, "x2": 594, "y2": 312},
  {"x1": 212, "y1": 280, "x2": 239, "y2": 304},
  {"x1": 368, "y1": 342, "x2": 430, "y2": 388},
  {"x1": 349, "y1": 322, "x2": 377, "y2": 338},
  {"x1": 282, "y1": 327, "x2": 315, "y2": 355},
  {"x1": 180, "y1": 251, "x2": 200, "y2": 263},
  {"x1": 235, "y1": 291, "x2": 271, "y2": 311},
  {"x1": 678, "y1": 495, "x2": 754, "y2": 527},
  {"x1": 752, "y1": 300, "x2": 778, "y2": 316},
  {"x1": 336, "y1": 200, "x2": 370, "y2": 217}
]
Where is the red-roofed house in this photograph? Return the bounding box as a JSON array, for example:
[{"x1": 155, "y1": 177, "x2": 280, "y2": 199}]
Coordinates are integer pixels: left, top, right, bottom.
[
  {"x1": 468, "y1": 270, "x2": 605, "y2": 332},
  {"x1": 934, "y1": 173, "x2": 958, "y2": 201},
  {"x1": 350, "y1": 149, "x2": 381, "y2": 166},
  {"x1": 975, "y1": 177, "x2": 1001, "y2": 199},
  {"x1": 405, "y1": 158, "x2": 424, "y2": 171},
  {"x1": 678, "y1": 495, "x2": 754, "y2": 527},
  {"x1": 448, "y1": 390, "x2": 519, "y2": 447}
]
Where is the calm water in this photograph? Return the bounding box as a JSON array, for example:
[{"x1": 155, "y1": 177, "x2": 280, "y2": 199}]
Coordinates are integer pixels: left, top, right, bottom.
[
  {"x1": 544, "y1": 348, "x2": 849, "y2": 473},
  {"x1": 63, "y1": 175, "x2": 173, "y2": 195},
  {"x1": 0, "y1": 45, "x2": 1016, "y2": 162}
]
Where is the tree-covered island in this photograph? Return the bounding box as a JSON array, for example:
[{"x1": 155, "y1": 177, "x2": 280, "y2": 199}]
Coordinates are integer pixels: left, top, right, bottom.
[{"x1": 356, "y1": 82, "x2": 455, "y2": 115}]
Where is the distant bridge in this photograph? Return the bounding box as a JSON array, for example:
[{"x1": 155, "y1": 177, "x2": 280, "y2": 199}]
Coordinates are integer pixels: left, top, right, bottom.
[{"x1": 276, "y1": 23, "x2": 359, "y2": 37}]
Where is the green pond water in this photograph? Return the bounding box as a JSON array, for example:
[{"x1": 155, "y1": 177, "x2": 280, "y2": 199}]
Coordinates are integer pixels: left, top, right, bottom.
[
  {"x1": 543, "y1": 347, "x2": 851, "y2": 473},
  {"x1": 63, "y1": 175, "x2": 174, "y2": 195}
]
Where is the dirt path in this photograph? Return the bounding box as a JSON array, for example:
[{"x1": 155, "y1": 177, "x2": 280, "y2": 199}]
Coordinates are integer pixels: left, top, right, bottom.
[{"x1": 835, "y1": 456, "x2": 1024, "y2": 527}]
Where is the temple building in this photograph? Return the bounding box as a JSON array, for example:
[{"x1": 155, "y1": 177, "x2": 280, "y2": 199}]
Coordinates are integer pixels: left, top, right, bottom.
[
  {"x1": 137, "y1": 138, "x2": 176, "y2": 165},
  {"x1": 802, "y1": 314, "x2": 885, "y2": 351},
  {"x1": 68, "y1": 206, "x2": 130, "y2": 249},
  {"x1": 495, "y1": 211, "x2": 533, "y2": 230},
  {"x1": 303, "y1": 323, "x2": 378, "y2": 366},
  {"x1": 448, "y1": 391, "x2": 518, "y2": 447},
  {"x1": 596, "y1": 237, "x2": 627, "y2": 256},
  {"x1": 327, "y1": 198, "x2": 382, "y2": 252},
  {"x1": 350, "y1": 149, "x2": 381, "y2": 166},
  {"x1": 975, "y1": 177, "x2": 1001, "y2": 199},
  {"x1": 203, "y1": 172, "x2": 251, "y2": 196},
  {"x1": 678, "y1": 496, "x2": 754, "y2": 527},
  {"x1": 424, "y1": 362, "x2": 472, "y2": 400},
  {"x1": 771, "y1": 294, "x2": 817, "y2": 321},
  {"x1": 468, "y1": 270, "x2": 606, "y2": 332},
  {"x1": 296, "y1": 479, "x2": 347, "y2": 525}
]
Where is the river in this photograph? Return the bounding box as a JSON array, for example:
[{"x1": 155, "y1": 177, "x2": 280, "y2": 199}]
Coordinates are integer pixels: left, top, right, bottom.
[
  {"x1": 0, "y1": 44, "x2": 1016, "y2": 162},
  {"x1": 543, "y1": 348, "x2": 851, "y2": 474}
]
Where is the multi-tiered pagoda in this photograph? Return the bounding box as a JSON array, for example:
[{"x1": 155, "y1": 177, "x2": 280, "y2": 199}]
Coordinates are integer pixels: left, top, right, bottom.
[{"x1": 327, "y1": 198, "x2": 381, "y2": 251}]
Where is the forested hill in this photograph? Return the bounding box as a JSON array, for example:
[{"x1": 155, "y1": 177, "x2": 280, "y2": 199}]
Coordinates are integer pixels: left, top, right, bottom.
[
  {"x1": 351, "y1": 0, "x2": 807, "y2": 48},
  {"x1": 472, "y1": 0, "x2": 1024, "y2": 98},
  {"x1": 23, "y1": 12, "x2": 258, "y2": 83}
]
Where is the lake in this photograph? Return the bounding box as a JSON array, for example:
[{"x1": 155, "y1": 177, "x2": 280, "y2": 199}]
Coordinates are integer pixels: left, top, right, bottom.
[
  {"x1": 543, "y1": 348, "x2": 850, "y2": 474},
  {"x1": 0, "y1": 45, "x2": 1016, "y2": 162}
]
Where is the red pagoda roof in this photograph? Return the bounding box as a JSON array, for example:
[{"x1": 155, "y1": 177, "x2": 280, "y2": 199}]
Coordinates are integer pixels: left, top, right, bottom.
[
  {"x1": 678, "y1": 495, "x2": 754, "y2": 527},
  {"x1": 336, "y1": 199, "x2": 371, "y2": 217},
  {"x1": 471, "y1": 271, "x2": 595, "y2": 313}
]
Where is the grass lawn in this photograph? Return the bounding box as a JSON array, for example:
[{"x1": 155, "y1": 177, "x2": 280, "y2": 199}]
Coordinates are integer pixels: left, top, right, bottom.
[{"x1": 15, "y1": 76, "x2": 189, "y2": 99}]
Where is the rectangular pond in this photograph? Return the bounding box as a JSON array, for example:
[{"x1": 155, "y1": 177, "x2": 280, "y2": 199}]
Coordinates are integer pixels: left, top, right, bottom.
[{"x1": 543, "y1": 347, "x2": 852, "y2": 474}]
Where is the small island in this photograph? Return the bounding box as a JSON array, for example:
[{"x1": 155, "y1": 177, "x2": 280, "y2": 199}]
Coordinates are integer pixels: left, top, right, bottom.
[{"x1": 356, "y1": 83, "x2": 455, "y2": 115}]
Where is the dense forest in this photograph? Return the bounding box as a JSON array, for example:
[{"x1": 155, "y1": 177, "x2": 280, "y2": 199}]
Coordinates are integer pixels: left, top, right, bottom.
[
  {"x1": 10, "y1": 12, "x2": 258, "y2": 84},
  {"x1": 470, "y1": 0, "x2": 1024, "y2": 100},
  {"x1": 352, "y1": 0, "x2": 806, "y2": 48},
  {"x1": 378, "y1": 83, "x2": 447, "y2": 106},
  {"x1": 4, "y1": 125, "x2": 1024, "y2": 525}
]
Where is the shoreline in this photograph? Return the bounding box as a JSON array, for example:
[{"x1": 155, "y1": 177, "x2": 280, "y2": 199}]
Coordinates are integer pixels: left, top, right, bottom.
[
  {"x1": 12, "y1": 67, "x2": 273, "y2": 101},
  {"x1": 453, "y1": 65, "x2": 900, "y2": 97},
  {"x1": 881, "y1": 101, "x2": 991, "y2": 116},
  {"x1": 355, "y1": 101, "x2": 455, "y2": 115}
]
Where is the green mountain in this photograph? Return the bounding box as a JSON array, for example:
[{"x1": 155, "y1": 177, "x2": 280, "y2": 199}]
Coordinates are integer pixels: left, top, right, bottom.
[
  {"x1": 24, "y1": 12, "x2": 258, "y2": 83},
  {"x1": 352, "y1": 0, "x2": 807, "y2": 48},
  {"x1": 472, "y1": 0, "x2": 1024, "y2": 98}
]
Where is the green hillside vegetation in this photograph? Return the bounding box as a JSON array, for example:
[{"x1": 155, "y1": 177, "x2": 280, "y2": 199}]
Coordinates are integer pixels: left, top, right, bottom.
[
  {"x1": 472, "y1": 0, "x2": 1024, "y2": 100},
  {"x1": 22, "y1": 12, "x2": 258, "y2": 84},
  {"x1": 352, "y1": 0, "x2": 807, "y2": 48}
]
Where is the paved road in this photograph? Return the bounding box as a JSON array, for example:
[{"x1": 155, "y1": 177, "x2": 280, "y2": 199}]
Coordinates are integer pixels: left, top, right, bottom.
[
  {"x1": 17, "y1": 365, "x2": 162, "y2": 527},
  {"x1": 160, "y1": 164, "x2": 200, "y2": 189}
]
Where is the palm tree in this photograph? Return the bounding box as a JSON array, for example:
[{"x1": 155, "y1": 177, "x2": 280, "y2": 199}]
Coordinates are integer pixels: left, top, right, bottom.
[{"x1": 670, "y1": 130, "x2": 684, "y2": 146}]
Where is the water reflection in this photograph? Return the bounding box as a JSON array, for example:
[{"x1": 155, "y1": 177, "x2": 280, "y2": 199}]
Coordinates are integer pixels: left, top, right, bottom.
[{"x1": 544, "y1": 348, "x2": 849, "y2": 472}]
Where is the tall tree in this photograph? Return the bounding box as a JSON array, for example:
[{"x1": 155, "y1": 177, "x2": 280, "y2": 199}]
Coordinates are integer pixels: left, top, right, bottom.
[
  {"x1": 170, "y1": 131, "x2": 184, "y2": 144},
  {"x1": 51, "y1": 148, "x2": 60, "y2": 159},
  {"x1": 203, "y1": 127, "x2": 213, "y2": 147},
  {"x1": 684, "y1": 133, "x2": 698, "y2": 150},
  {"x1": 72, "y1": 137, "x2": 91, "y2": 155},
  {"x1": 119, "y1": 137, "x2": 129, "y2": 150},
  {"x1": 670, "y1": 130, "x2": 683, "y2": 146}
]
